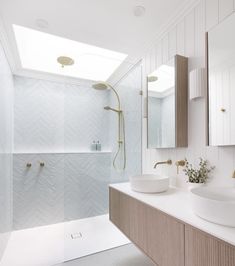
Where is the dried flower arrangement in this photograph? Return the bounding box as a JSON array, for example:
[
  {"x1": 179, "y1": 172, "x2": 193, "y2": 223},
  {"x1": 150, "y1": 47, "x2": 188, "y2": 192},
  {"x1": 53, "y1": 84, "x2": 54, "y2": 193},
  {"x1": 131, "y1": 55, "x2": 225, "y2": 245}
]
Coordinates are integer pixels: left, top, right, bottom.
[{"x1": 183, "y1": 158, "x2": 215, "y2": 184}]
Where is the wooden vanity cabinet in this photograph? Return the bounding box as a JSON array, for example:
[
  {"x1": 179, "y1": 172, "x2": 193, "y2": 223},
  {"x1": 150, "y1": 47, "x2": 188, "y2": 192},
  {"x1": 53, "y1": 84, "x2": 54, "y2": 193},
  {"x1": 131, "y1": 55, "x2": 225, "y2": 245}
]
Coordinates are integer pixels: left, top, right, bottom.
[
  {"x1": 109, "y1": 187, "x2": 185, "y2": 266},
  {"x1": 110, "y1": 187, "x2": 235, "y2": 266}
]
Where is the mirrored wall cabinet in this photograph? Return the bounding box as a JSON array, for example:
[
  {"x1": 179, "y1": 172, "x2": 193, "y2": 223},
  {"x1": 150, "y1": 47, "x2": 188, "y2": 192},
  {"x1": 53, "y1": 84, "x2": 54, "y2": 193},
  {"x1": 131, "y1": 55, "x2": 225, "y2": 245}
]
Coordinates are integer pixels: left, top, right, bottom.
[
  {"x1": 208, "y1": 12, "x2": 235, "y2": 146},
  {"x1": 147, "y1": 55, "x2": 188, "y2": 149}
]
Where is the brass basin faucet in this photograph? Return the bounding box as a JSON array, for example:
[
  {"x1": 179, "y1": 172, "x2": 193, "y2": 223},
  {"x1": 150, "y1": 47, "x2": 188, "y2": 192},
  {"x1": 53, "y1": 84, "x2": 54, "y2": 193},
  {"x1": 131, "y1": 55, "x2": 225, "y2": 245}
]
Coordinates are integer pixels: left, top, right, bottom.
[{"x1": 154, "y1": 159, "x2": 172, "y2": 168}]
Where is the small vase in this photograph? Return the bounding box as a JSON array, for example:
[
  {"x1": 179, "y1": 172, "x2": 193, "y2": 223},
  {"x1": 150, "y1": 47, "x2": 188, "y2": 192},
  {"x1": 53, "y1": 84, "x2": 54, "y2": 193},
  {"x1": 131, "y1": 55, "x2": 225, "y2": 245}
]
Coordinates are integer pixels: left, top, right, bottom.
[{"x1": 187, "y1": 182, "x2": 204, "y2": 191}]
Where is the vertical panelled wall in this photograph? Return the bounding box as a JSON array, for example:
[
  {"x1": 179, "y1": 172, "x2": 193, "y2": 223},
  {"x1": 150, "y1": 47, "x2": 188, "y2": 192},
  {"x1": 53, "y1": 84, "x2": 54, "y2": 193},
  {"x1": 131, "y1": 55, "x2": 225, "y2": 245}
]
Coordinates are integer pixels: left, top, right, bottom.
[
  {"x1": 0, "y1": 41, "x2": 13, "y2": 259},
  {"x1": 143, "y1": 0, "x2": 235, "y2": 187}
]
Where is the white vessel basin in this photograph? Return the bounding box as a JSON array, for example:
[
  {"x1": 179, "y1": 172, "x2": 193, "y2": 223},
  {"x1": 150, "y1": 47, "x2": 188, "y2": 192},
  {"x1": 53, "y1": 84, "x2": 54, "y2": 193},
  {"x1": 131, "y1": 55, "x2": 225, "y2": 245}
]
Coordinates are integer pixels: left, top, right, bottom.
[
  {"x1": 190, "y1": 187, "x2": 235, "y2": 227},
  {"x1": 130, "y1": 174, "x2": 169, "y2": 193}
]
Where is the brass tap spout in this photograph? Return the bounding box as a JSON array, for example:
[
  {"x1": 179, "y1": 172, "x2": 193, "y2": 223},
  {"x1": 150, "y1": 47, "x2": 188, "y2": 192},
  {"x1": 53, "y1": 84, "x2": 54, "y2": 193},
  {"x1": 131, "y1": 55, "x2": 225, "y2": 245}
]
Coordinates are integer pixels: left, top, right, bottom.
[
  {"x1": 232, "y1": 171, "x2": 235, "y2": 179},
  {"x1": 154, "y1": 159, "x2": 172, "y2": 169}
]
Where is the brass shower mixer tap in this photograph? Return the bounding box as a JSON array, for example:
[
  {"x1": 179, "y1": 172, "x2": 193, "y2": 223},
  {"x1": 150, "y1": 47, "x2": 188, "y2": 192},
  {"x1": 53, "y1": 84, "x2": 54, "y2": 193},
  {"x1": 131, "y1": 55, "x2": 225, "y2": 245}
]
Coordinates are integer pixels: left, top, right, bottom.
[
  {"x1": 175, "y1": 160, "x2": 186, "y2": 174},
  {"x1": 232, "y1": 170, "x2": 235, "y2": 179}
]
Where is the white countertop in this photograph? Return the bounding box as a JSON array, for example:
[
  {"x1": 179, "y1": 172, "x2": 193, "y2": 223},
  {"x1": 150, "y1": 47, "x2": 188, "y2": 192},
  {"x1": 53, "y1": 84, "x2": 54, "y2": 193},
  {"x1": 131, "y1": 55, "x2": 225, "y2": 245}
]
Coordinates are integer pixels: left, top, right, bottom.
[{"x1": 110, "y1": 182, "x2": 235, "y2": 246}]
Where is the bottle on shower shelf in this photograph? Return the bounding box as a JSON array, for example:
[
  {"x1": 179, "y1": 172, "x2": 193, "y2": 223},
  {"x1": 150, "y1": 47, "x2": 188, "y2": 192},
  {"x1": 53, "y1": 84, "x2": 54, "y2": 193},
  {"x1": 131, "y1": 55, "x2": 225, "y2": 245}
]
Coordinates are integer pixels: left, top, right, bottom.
[
  {"x1": 91, "y1": 141, "x2": 97, "y2": 151},
  {"x1": 96, "y1": 141, "x2": 102, "y2": 151}
]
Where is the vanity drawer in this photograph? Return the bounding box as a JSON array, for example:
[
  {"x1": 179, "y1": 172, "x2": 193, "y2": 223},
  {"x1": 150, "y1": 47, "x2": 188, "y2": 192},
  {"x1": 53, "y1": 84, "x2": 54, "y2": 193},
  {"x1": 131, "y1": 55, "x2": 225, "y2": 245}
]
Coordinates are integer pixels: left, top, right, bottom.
[{"x1": 185, "y1": 225, "x2": 235, "y2": 266}]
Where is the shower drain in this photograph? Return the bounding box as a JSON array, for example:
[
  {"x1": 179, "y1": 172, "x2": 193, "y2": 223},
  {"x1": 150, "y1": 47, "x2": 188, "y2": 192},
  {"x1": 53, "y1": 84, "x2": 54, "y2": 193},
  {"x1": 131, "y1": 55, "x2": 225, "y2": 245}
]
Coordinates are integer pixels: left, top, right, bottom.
[{"x1": 71, "y1": 232, "x2": 83, "y2": 239}]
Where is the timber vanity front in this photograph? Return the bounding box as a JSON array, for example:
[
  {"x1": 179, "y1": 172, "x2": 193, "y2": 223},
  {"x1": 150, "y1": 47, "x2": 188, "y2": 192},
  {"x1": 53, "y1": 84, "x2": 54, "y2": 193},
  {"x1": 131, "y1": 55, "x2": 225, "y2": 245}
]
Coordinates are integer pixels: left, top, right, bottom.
[{"x1": 109, "y1": 183, "x2": 235, "y2": 266}]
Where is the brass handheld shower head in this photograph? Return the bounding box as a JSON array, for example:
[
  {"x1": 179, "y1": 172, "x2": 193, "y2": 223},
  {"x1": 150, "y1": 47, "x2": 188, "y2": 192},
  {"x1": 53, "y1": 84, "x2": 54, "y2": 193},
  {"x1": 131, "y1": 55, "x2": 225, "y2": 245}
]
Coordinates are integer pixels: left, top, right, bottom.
[{"x1": 92, "y1": 81, "x2": 126, "y2": 170}]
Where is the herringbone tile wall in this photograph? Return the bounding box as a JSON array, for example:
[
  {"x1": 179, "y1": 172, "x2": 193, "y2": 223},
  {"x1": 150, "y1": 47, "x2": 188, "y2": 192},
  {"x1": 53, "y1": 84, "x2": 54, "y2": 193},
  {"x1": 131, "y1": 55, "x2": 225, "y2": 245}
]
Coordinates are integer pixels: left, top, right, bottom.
[
  {"x1": 64, "y1": 153, "x2": 111, "y2": 221},
  {"x1": 13, "y1": 64, "x2": 142, "y2": 230},
  {"x1": 110, "y1": 64, "x2": 142, "y2": 182},
  {"x1": 13, "y1": 153, "x2": 111, "y2": 229},
  {"x1": 14, "y1": 77, "x2": 110, "y2": 152},
  {"x1": 13, "y1": 153, "x2": 65, "y2": 230}
]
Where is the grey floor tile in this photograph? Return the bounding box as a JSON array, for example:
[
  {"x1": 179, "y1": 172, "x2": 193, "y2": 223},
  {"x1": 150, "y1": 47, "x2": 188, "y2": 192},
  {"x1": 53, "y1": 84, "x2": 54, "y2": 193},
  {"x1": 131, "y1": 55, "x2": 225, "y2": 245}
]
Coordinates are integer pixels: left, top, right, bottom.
[{"x1": 56, "y1": 244, "x2": 155, "y2": 266}]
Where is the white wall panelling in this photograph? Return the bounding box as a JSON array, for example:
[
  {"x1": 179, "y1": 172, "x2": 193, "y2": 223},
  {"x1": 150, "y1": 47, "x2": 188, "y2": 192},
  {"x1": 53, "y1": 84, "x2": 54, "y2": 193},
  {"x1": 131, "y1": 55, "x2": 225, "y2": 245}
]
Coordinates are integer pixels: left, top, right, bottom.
[
  {"x1": 142, "y1": 0, "x2": 235, "y2": 188},
  {"x1": 162, "y1": 34, "x2": 169, "y2": 64},
  {"x1": 176, "y1": 20, "x2": 185, "y2": 55},
  {"x1": 206, "y1": 0, "x2": 219, "y2": 31},
  {"x1": 169, "y1": 27, "x2": 177, "y2": 59},
  {"x1": 185, "y1": 10, "x2": 195, "y2": 69},
  {"x1": 219, "y1": 0, "x2": 234, "y2": 22}
]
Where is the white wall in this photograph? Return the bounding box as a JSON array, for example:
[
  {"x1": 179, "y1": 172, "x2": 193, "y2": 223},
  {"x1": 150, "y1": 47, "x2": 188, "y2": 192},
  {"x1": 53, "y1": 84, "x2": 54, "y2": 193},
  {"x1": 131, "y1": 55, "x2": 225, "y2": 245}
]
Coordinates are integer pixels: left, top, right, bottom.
[
  {"x1": 0, "y1": 40, "x2": 13, "y2": 260},
  {"x1": 142, "y1": 0, "x2": 235, "y2": 188}
]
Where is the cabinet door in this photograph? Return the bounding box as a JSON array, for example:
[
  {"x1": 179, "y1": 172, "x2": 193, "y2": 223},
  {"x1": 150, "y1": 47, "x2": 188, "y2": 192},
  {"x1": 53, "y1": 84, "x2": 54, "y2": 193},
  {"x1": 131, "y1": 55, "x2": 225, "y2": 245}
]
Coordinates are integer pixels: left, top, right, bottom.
[
  {"x1": 109, "y1": 187, "x2": 130, "y2": 237},
  {"x1": 129, "y1": 197, "x2": 148, "y2": 253},
  {"x1": 185, "y1": 225, "x2": 235, "y2": 266},
  {"x1": 109, "y1": 188, "x2": 185, "y2": 266},
  {"x1": 146, "y1": 206, "x2": 185, "y2": 266}
]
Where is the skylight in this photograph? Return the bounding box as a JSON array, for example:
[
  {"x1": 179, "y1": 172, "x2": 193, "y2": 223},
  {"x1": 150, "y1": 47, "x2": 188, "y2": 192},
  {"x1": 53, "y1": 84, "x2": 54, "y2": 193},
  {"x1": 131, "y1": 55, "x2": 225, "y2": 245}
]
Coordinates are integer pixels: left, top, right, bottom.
[{"x1": 13, "y1": 24, "x2": 128, "y2": 81}]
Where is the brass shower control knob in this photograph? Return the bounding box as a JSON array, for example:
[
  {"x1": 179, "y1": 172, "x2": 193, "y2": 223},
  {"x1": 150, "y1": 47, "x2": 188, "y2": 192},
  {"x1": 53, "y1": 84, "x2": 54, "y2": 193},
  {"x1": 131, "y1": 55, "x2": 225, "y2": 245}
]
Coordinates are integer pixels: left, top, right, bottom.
[
  {"x1": 175, "y1": 160, "x2": 186, "y2": 167},
  {"x1": 26, "y1": 163, "x2": 32, "y2": 168},
  {"x1": 221, "y1": 108, "x2": 226, "y2": 112},
  {"x1": 39, "y1": 162, "x2": 45, "y2": 167}
]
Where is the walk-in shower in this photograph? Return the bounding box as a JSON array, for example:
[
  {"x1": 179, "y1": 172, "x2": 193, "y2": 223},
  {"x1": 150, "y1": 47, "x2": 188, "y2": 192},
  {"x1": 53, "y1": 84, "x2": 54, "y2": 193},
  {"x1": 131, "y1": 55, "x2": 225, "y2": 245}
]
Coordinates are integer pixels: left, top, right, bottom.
[
  {"x1": 0, "y1": 61, "x2": 142, "y2": 265},
  {"x1": 92, "y1": 81, "x2": 126, "y2": 170}
]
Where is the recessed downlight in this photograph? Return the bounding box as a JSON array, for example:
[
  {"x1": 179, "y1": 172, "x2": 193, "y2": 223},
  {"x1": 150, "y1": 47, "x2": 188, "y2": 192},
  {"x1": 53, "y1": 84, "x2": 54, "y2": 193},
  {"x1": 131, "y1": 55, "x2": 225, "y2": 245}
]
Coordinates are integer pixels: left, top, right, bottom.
[
  {"x1": 35, "y1": 19, "x2": 49, "y2": 29},
  {"x1": 57, "y1": 56, "x2": 75, "y2": 68},
  {"x1": 133, "y1": 6, "x2": 146, "y2": 17}
]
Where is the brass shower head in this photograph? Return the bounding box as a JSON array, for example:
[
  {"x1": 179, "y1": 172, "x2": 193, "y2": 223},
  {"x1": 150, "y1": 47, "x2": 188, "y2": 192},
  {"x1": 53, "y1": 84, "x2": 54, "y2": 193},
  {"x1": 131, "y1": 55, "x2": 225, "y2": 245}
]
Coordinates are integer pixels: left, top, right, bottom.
[{"x1": 57, "y1": 56, "x2": 74, "y2": 68}]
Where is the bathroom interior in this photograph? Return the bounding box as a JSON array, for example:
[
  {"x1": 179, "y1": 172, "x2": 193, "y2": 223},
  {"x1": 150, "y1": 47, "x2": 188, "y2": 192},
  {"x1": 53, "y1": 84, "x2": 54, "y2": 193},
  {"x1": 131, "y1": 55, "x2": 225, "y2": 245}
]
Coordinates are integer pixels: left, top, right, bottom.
[{"x1": 0, "y1": 0, "x2": 235, "y2": 265}]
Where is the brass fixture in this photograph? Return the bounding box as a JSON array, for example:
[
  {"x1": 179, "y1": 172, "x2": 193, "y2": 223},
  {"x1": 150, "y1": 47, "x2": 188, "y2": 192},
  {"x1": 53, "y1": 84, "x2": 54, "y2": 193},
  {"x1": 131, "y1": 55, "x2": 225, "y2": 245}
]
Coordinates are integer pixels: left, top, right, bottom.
[
  {"x1": 39, "y1": 162, "x2": 45, "y2": 167},
  {"x1": 154, "y1": 159, "x2": 172, "y2": 168},
  {"x1": 221, "y1": 108, "x2": 226, "y2": 112},
  {"x1": 26, "y1": 163, "x2": 32, "y2": 168},
  {"x1": 57, "y1": 56, "x2": 74, "y2": 68},
  {"x1": 92, "y1": 82, "x2": 126, "y2": 171},
  {"x1": 175, "y1": 160, "x2": 186, "y2": 174},
  {"x1": 232, "y1": 171, "x2": 235, "y2": 179},
  {"x1": 147, "y1": 76, "x2": 158, "y2": 82}
]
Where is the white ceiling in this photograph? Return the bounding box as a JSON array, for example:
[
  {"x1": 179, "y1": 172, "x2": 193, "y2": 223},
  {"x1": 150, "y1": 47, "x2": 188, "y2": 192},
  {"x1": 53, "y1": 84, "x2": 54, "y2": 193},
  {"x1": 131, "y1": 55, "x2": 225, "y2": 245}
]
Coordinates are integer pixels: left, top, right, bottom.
[{"x1": 0, "y1": 0, "x2": 192, "y2": 80}]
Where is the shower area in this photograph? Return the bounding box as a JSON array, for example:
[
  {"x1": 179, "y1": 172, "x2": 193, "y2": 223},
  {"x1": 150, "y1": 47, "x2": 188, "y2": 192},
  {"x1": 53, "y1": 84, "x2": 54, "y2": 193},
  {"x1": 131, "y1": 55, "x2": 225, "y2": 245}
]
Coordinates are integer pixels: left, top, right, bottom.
[{"x1": 0, "y1": 57, "x2": 142, "y2": 265}]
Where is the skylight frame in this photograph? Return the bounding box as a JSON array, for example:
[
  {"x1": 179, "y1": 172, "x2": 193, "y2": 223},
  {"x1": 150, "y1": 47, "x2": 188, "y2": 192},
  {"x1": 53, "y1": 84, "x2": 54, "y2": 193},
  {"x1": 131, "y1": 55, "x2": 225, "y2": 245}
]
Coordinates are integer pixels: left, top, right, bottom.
[{"x1": 13, "y1": 24, "x2": 128, "y2": 81}]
